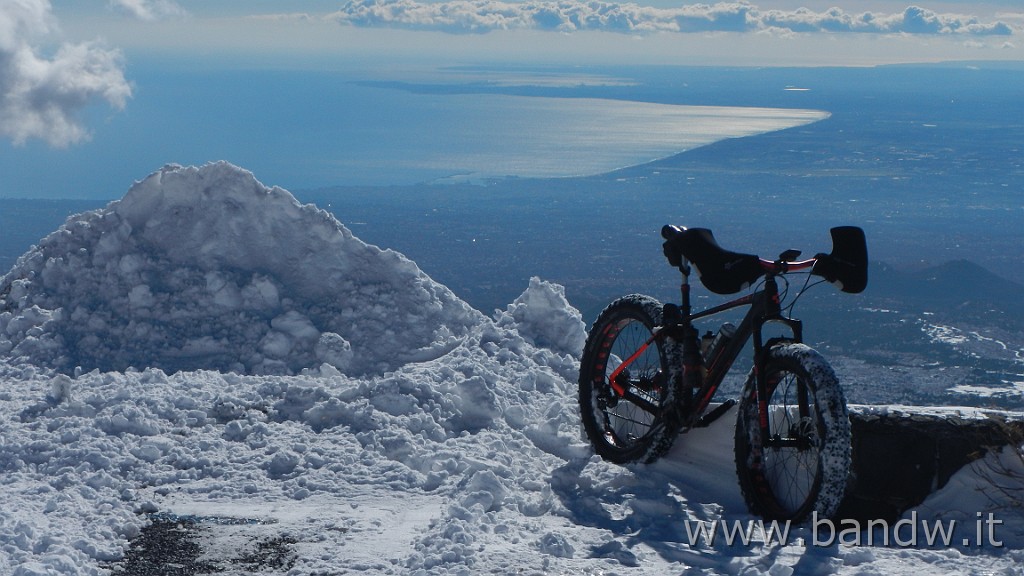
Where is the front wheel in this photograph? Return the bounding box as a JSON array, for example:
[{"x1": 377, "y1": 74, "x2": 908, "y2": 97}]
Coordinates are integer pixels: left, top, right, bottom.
[
  {"x1": 578, "y1": 294, "x2": 683, "y2": 464},
  {"x1": 734, "y1": 343, "x2": 850, "y2": 522}
]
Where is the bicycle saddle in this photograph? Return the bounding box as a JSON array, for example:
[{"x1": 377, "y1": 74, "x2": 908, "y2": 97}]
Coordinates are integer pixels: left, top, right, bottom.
[{"x1": 661, "y1": 226, "x2": 764, "y2": 294}]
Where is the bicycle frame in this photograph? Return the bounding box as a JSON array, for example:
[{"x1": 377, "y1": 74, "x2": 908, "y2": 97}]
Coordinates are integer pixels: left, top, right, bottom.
[{"x1": 607, "y1": 255, "x2": 817, "y2": 434}]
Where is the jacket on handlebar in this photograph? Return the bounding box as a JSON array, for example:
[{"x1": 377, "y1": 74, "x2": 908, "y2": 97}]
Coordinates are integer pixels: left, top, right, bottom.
[{"x1": 662, "y1": 228, "x2": 764, "y2": 295}]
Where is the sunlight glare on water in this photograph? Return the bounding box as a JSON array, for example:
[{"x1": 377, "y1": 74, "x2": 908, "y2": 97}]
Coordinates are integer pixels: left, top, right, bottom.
[{"x1": 337, "y1": 89, "x2": 829, "y2": 183}]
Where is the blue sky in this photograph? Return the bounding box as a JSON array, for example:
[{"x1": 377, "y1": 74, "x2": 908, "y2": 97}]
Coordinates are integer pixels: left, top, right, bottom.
[{"x1": 1, "y1": 0, "x2": 1022, "y2": 198}]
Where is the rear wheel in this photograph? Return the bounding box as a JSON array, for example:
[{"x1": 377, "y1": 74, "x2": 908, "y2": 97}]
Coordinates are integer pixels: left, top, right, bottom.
[
  {"x1": 578, "y1": 294, "x2": 683, "y2": 464},
  {"x1": 734, "y1": 343, "x2": 850, "y2": 522}
]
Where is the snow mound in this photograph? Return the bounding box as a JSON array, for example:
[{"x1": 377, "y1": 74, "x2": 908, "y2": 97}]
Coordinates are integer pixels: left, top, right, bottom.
[
  {"x1": 494, "y1": 276, "x2": 586, "y2": 358},
  {"x1": 0, "y1": 162, "x2": 481, "y2": 375}
]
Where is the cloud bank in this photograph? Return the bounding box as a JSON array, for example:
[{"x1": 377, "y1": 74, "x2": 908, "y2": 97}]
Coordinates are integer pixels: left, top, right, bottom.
[
  {"x1": 329, "y1": 0, "x2": 1016, "y2": 36},
  {"x1": 108, "y1": 0, "x2": 187, "y2": 21},
  {"x1": 0, "y1": 0, "x2": 131, "y2": 147}
]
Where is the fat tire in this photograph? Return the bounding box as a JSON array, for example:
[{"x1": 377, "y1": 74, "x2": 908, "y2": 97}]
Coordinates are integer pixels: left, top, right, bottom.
[
  {"x1": 734, "y1": 343, "x2": 850, "y2": 522},
  {"x1": 578, "y1": 294, "x2": 684, "y2": 464}
]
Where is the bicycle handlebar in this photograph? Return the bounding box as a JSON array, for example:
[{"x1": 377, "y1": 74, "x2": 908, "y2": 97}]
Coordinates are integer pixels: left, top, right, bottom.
[{"x1": 661, "y1": 225, "x2": 868, "y2": 295}]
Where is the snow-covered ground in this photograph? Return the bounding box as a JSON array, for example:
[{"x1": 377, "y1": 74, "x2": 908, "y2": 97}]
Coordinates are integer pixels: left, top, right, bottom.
[{"x1": 1, "y1": 162, "x2": 1022, "y2": 575}]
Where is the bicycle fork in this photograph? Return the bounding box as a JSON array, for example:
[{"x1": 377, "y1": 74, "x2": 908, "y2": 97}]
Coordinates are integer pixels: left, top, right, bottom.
[{"x1": 749, "y1": 279, "x2": 813, "y2": 451}]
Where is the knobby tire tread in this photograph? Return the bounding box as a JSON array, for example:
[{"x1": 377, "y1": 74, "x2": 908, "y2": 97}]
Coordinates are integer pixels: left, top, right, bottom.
[
  {"x1": 578, "y1": 294, "x2": 683, "y2": 464},
  {"x1": 734, "y1": 343, "x2": 851, "y2": 522}
]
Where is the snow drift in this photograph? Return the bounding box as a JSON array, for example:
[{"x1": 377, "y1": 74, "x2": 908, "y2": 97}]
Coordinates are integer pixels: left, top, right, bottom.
[{"x1": 0, "y1": 162, "x2": 481, "y2": 376}]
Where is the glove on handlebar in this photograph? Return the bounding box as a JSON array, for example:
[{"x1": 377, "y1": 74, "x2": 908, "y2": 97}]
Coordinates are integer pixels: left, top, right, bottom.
[{"x1": 812, "y1": 226, "x2": 868, "y2": 294}]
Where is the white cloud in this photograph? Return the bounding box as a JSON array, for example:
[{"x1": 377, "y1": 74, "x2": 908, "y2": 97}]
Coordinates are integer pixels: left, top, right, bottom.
[
  {"x1": 876, "y1": 6, "x2": 1013, "y2": 35},
  {"x1": 327, "y1": 0, "x2": 1019, "y2": 36},
  {"x1": 0, "y1": 0, "x2": 131, "y2": 147},
  {"x1": 107, "y1": 0, "x2": 187, "y2": 22}
]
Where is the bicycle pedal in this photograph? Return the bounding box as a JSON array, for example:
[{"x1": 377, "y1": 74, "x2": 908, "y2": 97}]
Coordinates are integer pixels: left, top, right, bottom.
[{"x1": 692, "y1": 399, "x2": 737, "y2": 428}]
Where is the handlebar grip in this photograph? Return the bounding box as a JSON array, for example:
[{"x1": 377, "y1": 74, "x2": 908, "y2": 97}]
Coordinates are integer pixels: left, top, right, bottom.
[
  {"x1": 662, "y1": 224, "x2": 685, "y2": 240},
  {"x1": 661, "y1": 225, "x2": 686, "y2": 268}
]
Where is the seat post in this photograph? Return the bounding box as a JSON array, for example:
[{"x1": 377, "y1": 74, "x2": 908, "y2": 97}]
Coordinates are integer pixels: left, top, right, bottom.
[{"x1": 678, "y1": 258, "x2": 692, "y2": 317}]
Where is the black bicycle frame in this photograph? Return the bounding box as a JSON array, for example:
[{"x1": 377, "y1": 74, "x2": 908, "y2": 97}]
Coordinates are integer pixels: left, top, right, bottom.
[
  {"x1": 605, "y1": 269, "x2": 805, "y2": 439},
  {"x1": 659, "y1": 266, "x2": 803, "y2": 438}
]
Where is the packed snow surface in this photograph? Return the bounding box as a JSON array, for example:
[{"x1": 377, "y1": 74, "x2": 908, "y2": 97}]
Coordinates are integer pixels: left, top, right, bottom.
[{"x1": 1, "y1": 162, "x2": 1022, "y2": 575}]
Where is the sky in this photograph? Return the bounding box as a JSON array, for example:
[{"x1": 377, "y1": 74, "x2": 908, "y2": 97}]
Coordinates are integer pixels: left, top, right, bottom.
[{"x1": 1, "y1": 0, "x2": 1022, "y2": 198}]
